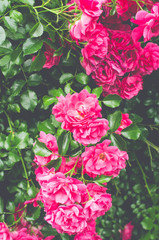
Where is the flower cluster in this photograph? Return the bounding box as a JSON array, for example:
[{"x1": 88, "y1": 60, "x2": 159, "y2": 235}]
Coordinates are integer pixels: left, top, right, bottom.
[
  {"x1": 68, "y1": 0, "x2": 159, "y2": 99},
  {"x1": 25, "y1": 90, "x2": 131, "y2": 239},
  {"x1": 52, "y1": 89, "x2": 109, "y2": 145},
  {"x1": 0, "y1": 208, "x2": 55, "y2": 240}
]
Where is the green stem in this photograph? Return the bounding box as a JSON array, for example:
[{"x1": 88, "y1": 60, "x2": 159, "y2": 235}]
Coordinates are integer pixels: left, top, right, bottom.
[
  {"x1": 144, "y1": 139, "x2": 159, "y2": 153},
  {"x1": 135, "y1": 156, "x2": 152, "y2": 199},
  {"x1": 4, "y1": 111, "x2": 14, "y2": 135},
  {"x1": 18, "y1": 150, "x2": 30, "y2": 190}
]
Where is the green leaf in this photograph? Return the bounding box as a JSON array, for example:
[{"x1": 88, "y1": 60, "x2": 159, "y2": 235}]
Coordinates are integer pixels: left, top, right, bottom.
[
  {"x1": 6, "y1": 201, "x2": 15, "y2": 213},
  {"x1": 69, "y1": 147, "x2": 82, "y2": 157},
  {"x1": 0, "y1": 26, "x2": 6, "y2": 44},
  {"x1": 64, "y1": 83, "x2": 71, "y2": 94},
  {"x1": 94, "y1": 175, "x2": 112, "y2": 184},
  {"x1": 49, "y1": 88, "x2": 65, "y2": 98},
  {"x1": 0, "y1": 172, "x2": 4, "y2": 181},
  {"x1": 84, "y1": 85, "x2": 91, "y2": 93},
  {"x1": 43, "y1": 96, "x2": 57, "y2": 107},
  {"x1": 13, "y1": 132, "x2": 29, "y2": 149},
  {"x1": 121, "y1": 124, "x2": 141, "y2": 140},
  {"x1": 59, "y1": 73, "x2": 74, "y2": 84},
  {"x1": 103, "y1": 95, "x2": 122, "y2": 108},
  {"x1": 10, "y1": 10, "x2": 23, "y2": 23},
  {"x1": 60, "y1": 234, "x2": 70, "y2": 240},
  {"x1": 141, "y1": 217, "x2": 154, "y2": 230},
  {"x1": 23, "y1": 38, "x2": 43, "y2": 56},
  {"x1": 50, "y1": 115, "x2": 61, "y2": 128},
  {"x1": 110, "y1": 134, "x2": 127, "y2": 151},
  {"x1": 3, "y1": 16, "x2": 17, "y2": 33},
  {"x1": 30, "y1": 22, "x2": 44, "y2": 38},
  {"x1": 30, "y1": 51, "x2": 45, "y2": 72},
  {"x1": 20, "y1": 90, "x2": 38, "y2": 111},
  {"x1": 92, "y1": 86, "x2": 103, "y2": 99},
  {"x1": 27, "y1": 186, "x2": 37, "y2": 198},
  {"x1": 11, "y1": 47, "x2": 23, "y2": 65},
  {"x1": 108, "y1": 111, "x2": 122, "y2": 132},
  {"x1": 75, "y1": 73, "x2": 89, "y2": 85},
  {"x1": 0, "y1": 55, "x2": 10, "y2": 66},
  {"x1": 18, "y1": 0, "x2": 35, "y2": 6},
  {"x1": 38, "y1": 119, "x2": 55, "y2": 134},
  {"x1": 61, "y1": 55, "x2": 76, "y2": 67},
  {"x1": 0, "y1": 0, "x2": 10, "y2": 15},
  {"x1": 57, "y1": 131, "x2": 71, "y2": 156},
  {"x1": 129, "y1": 113, "x2": 143, "y2": 123},
  {"x1": 28, "y1": 73, "x2": 43, "y2": 86},
  {"x1": 25, "y1": 207, "x2": 41, "y2": 221},
  {"x1": 0, "y1": 160, "x2": 4, "y2": 171},
  {"x1": 6, "y1": 214, "x2": 14, "y2": 225},
  {"x1": 0, "y1": 40, "x2": 12, "y2": 54},
  {"x1": 45, "y1": 157, "x2": 62, "y2": 170},
  {"x1": 0, "y1": 197, "x2": 4, "y2": 214},
  {"x1": 10, "y1": 79, "x2": 25, "y2": 96},
  {"x1": 33, "y1": 140, "x2": 52, "y2": 157},
  {"x1": 7, "y1": 103, "x2": 20, "y2": 113}
]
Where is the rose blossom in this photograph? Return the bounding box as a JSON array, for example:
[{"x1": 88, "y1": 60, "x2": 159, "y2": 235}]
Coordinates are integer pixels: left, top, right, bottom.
[
  {"x1": 83, "y1": 192, "x2": 112, "y2": 219},
  {"x1": 115, "y1": 113, "x2": 132, "y2": 135},
  {"x1": 82, "y1": 139, "x2": 128, "y2": 178},
  {"x1": 74, "y1": 230, "x2": 102, "y2": 240},
  {"x1": 39, "y1": 172, "x2": 86, "y2": 206},
  {"x1": 75, "y1": 0, "x2": 105, "y2": 17},
  {"x1": 34, "y1": 132, "x2": 59, "y2": 166},
  {"x1": 45, "y1": 204, "x2": 87, "y2": 235},
  {"x1": 0, "y1": 222, "x2": 12, "y2": 240},
  {"x1": 52, "y1": 89, "x2": 103, "y2": 131},
  {"x1": 11, "y1": 227, "x2": 42, "y2": 240},
  {"x1": 81, "y1": 23, "x2": 109, "y2": 75},
  {"x1": 72, "y1": 118, "x2": 109, "y2": 145},
  {"x1": 138, "y1": 42, "x2": 159, "y2": 76},
  {"x1": 119, "y1": 222, "x2": 134, "y2": 240},
  {"x1": 58, "y1": 156, "x2": 82, "y2": 174},
  {"x1": 120, "y1": 75, "x2": 143, "y2": 99},
  {"x1": 131, "y1": 3, "x2": 159, "y2": 42}
]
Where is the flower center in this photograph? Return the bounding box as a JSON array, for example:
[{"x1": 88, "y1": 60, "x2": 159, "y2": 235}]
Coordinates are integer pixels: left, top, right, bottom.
[{"x1": 99, "y1": 153, "x2": 106, "y2": 160}]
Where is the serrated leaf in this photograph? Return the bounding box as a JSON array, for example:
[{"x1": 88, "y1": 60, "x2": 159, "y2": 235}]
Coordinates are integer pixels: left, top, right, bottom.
[
  {"x1": 10, "y1": 10, "x2": 23, "y2": 23},
  {"x1": 0, "y1": 40, "x2": 12, "y2": 54},
  {"x1": 49, "y1": 88, "x2": 64, "y2": 97},
  {"x1": 141, "y1": 217, "x2": 154, "y2": 230},
  {"x1": 57, "y1": 131, "x2": 71, "y2": 156},
  {"x1": 121, "y1": 124, "x2": 141, "y2": 140},
  {"x1": 13, "y1": 132, "x2": 29, "y2": 149},
  {"x1": 92, "y1": 86, "x2": 103, "y2": 98},
  {"x1": 3, "y1": 16, "x2": 17, "y2": 33},
  {"x1": 43, "y1": 96, "x2": 57, "y2": 107},
  {"x1": 0, "y1": 55, "x2": 10, "y2": 66},
  {"x1": 28, "y1": 73, "x2": 43, "y2": 86},
  {"x1": 10, "y1": 79, "x2": 25, "y2": 96},
  {"x1": 30, "y1": 51, "x2": 45, "y2": 72},
  {"x1": 38, "y1": 119, "x2": 55, "y2": 134},
  {"x1": 103, "y1": 94, "x2": 122, "y2": 108},
  {"x1": 30, "y1": 22, "x2": 44, "y2": 38},
  {"x1": 45, "y1": 157, "x2": 62, "y2": 170},
  {"x1": 59, "y1": 73, "x2": 73, "y2": 84},
  {"x1": 76, "y1": 73, "x2": 89, "y2": 85},
  {"x1": 20, "y1": 90, "x2": 38, "y2": 111},
  {"x1": 11, "y1": 47, "x2": 23, "y2": 65},
  {"x1": 0, "y1": 26, "x2": 6, "y2": 44},
  {"x1": 23, "y1": 38, "x2": 43, "y2": 56},
  {"x1": 33, "y1": 141, "x2": 52, "y2": 157},
  {"x1": 94, "y1": 175, "x2": 112, "y2": 184},
  {"x1": 110, "y1": 134, "x2": 127, "y2": 151},
  {"x1": 108, "y1": 111, "x2": 122, "y2": 132}
]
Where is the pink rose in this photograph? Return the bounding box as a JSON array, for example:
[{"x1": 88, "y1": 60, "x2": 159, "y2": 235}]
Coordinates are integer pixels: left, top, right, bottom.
[
  {"x1": 119, "y1": 222, "x2": 134, "y2": 240},
  {"x1": 39, "y1": 172, "x2": 86, "y2": 206},
  {"x1": 138, "y1": 42, "x2": 159, "y2": 76},
  {"x1": 83, "y1": 193, "x2": 112, "y2": 219},
  {"x1": 45, "y1": 204, "x2": 87, "y2": 235},
  {"x1": 0, "y1": 222, "x2": 12, "y2": 240},
  {"x1": 115, "y1": 113, "x2": 132, "y2": 135},
  {"x1": 34, "y1": 132, "x2": 59, "y2": 166},
  {"x1": 52, "y1": 89, "x2": 102, "y2": 131},
  {"x1": 74, "y1": 230, "x2": 102, "y2": 240},
  {"x1": 58, "y1": 156, "x2": 82, "y2": 175},
  {"x1": 120, "y1": 75, "x2": 143, "y2": 99},
  {"x1": 72, "y1": 118, "x2": 109, "y2": 145},
  {"x1": 131, "y1": 3, "x2": 159, "y2": 42},
  {"x1": 76, "y1": 0, "x2": 105, "y2": 17},
  {"x1": 81, "y1": 23, "x2": 109, "y2": 75},
  {"x1": 69, "y1": 14, "x2": 97, "y2": 42},
  {"x1": 11, "y1": 228, "x2": 42, "y2": 240},
  {"x1": 82, "y1": 139, "x2": 128, "y2": 178}
]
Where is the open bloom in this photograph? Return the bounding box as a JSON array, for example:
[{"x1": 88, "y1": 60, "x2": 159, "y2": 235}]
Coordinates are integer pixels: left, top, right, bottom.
[
  {"x1": 45, "y1": 204, "x2": 87, "y2": 235},
  {"x1": 119, "y1": 222, "x2": 134, "y2": 240},
  {"x1": 131, "y1": 3, "x2": 159, "y2": 42},
  {"x1": 74, "y1": 230, "x2": 102, "y2": 240},
  {"x1": 82, "y1": 139, "x2": 128, "y2": 178},
  {"x1": 0, "y1": 222, "x2": 12, "y2": 240},
  {"x1": 115, "y1": 113, "x2": 132, "y2": 135}
]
